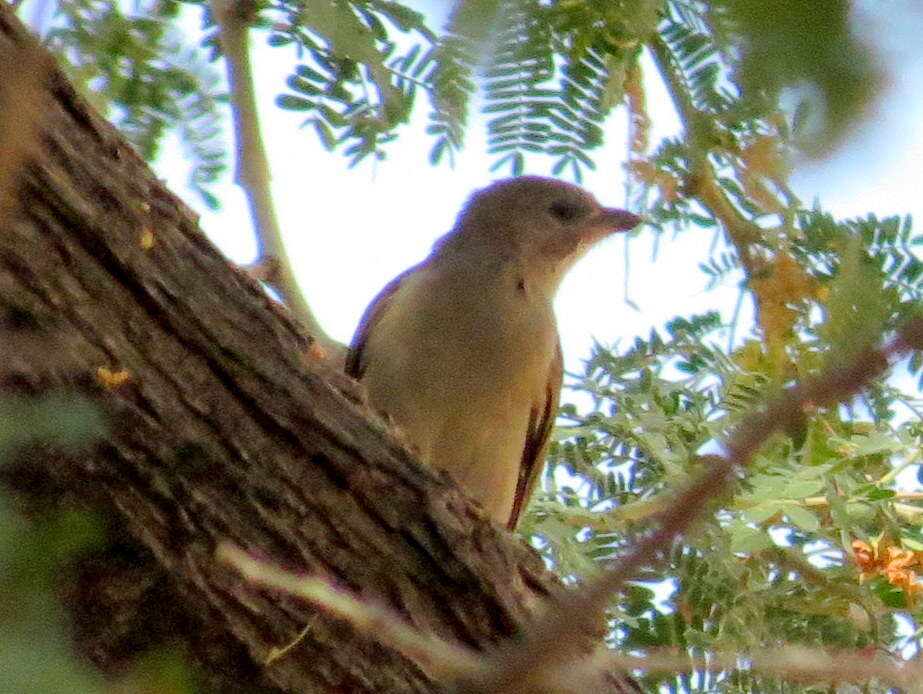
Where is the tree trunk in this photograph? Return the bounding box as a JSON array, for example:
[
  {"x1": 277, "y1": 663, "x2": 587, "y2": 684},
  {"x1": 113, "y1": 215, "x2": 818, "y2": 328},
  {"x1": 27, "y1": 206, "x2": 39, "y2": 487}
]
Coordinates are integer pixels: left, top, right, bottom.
[{"x1": 0, "y1": 6, "x2": 635, "y2": 693}]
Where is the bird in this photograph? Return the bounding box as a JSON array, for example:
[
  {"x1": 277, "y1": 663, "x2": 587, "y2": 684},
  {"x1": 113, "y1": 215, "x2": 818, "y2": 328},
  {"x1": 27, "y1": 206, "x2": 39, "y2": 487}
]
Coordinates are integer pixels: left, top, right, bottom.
[{"x1": 346, "y1": 176, "x2": 641, "y2": 529}]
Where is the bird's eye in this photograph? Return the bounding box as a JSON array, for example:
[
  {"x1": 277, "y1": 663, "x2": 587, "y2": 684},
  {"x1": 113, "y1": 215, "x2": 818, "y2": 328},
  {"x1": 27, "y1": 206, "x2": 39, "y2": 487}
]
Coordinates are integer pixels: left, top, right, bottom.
[{"x1": 548, "y1": 201, "x2": 582, "y2": 222}]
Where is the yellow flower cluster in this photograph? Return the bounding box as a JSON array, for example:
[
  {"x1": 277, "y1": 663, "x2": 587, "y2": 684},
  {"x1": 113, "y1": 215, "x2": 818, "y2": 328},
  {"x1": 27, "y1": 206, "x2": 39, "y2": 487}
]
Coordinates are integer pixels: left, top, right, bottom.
[{"x1": 852, "y1": 539, "x2": 923, "y2": 603}]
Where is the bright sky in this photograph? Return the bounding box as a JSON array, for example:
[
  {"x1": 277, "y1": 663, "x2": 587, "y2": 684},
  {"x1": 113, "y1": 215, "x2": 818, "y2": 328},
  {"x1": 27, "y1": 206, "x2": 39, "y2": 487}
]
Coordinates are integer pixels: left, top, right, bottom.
[
  {"x1": 155, "y1": 27, "x2": 731, "y2": 373},
  {"x1": 164, "y1": 3, "x2": 922, "y2": 379},
  {"x1": 29, "y1": 1, "x2": 923, "y2": 376}
]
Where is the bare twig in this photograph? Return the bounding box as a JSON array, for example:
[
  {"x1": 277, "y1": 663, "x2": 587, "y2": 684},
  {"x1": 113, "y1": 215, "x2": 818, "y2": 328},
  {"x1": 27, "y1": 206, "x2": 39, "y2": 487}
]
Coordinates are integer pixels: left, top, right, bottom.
[
  {"x1": 209, "y1": 0, "x2": 344, "y2": 362},
  {"x1": 217, "y1": 543, "x2": 481, "y2": 680},
  {"x1": 794, "y1": 490, "x2": 923, "y2": 521},
  {"x1": 217, "y1": 543, "x2": 622, "y2": 693}
]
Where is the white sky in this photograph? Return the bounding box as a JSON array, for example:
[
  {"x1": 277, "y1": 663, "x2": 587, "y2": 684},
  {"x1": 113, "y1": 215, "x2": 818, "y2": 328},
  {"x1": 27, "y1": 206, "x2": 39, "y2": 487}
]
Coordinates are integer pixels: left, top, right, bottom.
[{"x1": 155, "y1": 22, "x2": 733, "y2": 372}]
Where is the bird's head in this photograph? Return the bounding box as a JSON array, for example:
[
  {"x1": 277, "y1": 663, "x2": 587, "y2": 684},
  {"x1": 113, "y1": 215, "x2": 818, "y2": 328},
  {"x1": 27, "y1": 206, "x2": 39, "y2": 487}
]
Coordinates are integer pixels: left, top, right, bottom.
[{"x1": 436, "y1": 176, "x2": 641, "y2": 287}]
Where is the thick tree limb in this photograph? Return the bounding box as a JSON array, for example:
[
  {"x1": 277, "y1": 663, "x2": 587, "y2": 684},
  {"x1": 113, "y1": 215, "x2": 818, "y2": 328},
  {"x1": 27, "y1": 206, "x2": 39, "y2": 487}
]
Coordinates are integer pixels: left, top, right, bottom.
[{"x1": 0, "y1": 6, "x2": 636, "y2": 693}]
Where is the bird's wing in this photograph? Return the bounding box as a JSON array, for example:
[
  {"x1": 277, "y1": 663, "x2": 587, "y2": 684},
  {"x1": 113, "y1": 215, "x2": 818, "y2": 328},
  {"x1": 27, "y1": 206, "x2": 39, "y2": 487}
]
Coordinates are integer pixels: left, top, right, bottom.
[
  {"x1": 507, "y1": 341, "x2": 563, "y2": 530},
  {"x1": 345, "y1": 265, "x2": 419, "y2": 379}
]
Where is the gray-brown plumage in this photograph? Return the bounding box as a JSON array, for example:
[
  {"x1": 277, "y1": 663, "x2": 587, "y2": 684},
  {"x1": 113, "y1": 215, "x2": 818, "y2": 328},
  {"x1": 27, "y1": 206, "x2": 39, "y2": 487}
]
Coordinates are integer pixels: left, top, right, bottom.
[{"x1": 347, "y1": 176, "x2": 641, "y2": 528}]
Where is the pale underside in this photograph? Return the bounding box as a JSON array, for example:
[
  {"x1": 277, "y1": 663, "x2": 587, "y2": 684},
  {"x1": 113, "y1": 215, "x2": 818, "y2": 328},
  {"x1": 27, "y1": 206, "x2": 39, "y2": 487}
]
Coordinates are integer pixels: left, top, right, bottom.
[{"x1": 355, "y1": 259, "x2": 559, "y2": 525}]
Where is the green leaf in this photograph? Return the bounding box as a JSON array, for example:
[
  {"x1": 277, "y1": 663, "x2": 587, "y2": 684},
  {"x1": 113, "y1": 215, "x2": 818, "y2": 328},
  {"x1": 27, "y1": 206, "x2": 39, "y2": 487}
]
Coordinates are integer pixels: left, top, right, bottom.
[
  {"x1": 276, "y1": 94, "x2": 314, "y2": 111},
  {"x1": 723, "y1": 0, "x2": 880, "y2": 155},
  {"x1": 778, "y1": 503, "x2": 819, "y2": 532},
  {"x1": 740, "y1": 503, "x2": 781, "y2": 525},
  {"x1": 729, "y1": 523, "x2": 773, "y2": 553},
  {"x1": 779, "y1": 477, "x2": 825, "y2": 500}
]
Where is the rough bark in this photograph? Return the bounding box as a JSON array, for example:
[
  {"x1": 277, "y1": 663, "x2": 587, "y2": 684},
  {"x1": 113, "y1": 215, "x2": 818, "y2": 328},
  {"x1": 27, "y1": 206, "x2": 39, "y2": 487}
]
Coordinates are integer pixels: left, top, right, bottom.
[{"x1": 0, "y1": 6, "x2": 635, "y2": 693}]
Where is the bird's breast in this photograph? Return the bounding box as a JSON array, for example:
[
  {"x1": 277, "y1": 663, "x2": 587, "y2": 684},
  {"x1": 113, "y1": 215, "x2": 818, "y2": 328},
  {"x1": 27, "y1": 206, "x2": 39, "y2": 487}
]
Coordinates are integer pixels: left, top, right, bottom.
[{"x1": 359, "y1": 264, "x2": 557, "y2": 523}]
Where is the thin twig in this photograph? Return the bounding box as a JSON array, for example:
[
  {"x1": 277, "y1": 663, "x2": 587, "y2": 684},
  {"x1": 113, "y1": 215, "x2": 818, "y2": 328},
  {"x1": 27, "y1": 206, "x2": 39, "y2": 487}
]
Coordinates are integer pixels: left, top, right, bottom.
[
  {"x1": 217, "y1": 543, "x2": 483, "y2": 680},
  {"x1": 646, "y1": 36, "x2": 761, "y2": 277},
  {"x1": 209, "y1": 0, "x2": 343, "y2": 361},
  {"x1": 218, "y1": 543, "x2": 620, "y2": 693}
]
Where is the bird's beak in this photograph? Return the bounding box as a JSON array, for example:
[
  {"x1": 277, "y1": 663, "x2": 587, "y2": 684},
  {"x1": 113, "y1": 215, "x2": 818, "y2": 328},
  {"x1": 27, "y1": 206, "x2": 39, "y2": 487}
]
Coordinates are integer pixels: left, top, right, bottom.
[
  {"x1": 577, "y1": 208, "x2": 642, "y2": 246},
  {"x1": 597, "y1": 207, "x2": 643, "y2": 232}
]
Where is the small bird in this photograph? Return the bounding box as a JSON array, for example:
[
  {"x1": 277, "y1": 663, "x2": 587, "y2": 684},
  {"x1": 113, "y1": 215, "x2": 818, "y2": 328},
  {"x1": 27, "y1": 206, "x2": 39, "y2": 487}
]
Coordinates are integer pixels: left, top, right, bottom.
[{"x1": 346, "y1": 176, "x2": 641, "y2": 529}]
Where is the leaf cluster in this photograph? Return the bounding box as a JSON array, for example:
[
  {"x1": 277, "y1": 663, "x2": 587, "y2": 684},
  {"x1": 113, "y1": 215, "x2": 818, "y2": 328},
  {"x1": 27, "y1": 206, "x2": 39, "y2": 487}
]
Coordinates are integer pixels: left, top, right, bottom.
[
  {"x1": 521, "y1": 215, "x2": 923, "y2": 692},
  {"x1": 270, "y1": 0, "x2": 436, "y2": 165},
  {"x1": 272, "y1": 0, "x2": 661, "y2": 177},
  {"x1": 46, "y1": 0, "x2": 227, "y2": 208}
]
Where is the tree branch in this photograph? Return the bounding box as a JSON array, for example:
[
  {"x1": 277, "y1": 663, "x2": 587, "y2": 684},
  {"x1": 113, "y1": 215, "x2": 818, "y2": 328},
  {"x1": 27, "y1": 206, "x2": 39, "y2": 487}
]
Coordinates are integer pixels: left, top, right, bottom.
[
  {"x1": 646, "y1": 35, "x2": 763, "y2": 277},
  {"x1": 209, "y1": 0, "x2": 343, "y2": 363},
  {"x1": 467, "y1": 329, "x2": 917, "y2": 692}
]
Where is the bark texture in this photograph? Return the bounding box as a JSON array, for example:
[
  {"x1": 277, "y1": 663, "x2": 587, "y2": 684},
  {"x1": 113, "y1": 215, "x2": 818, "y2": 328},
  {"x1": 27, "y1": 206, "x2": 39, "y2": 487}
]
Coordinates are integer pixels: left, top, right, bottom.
[{"x1": 0, "y1": 5, "x2": 635, "y2": 693}]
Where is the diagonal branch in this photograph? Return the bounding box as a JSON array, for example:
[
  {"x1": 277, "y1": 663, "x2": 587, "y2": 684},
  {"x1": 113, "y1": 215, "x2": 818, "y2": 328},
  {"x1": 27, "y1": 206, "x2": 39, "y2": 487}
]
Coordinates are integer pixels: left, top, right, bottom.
[{"x1": 464, "y1": 325, "x2": 918, "y2": 692}]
